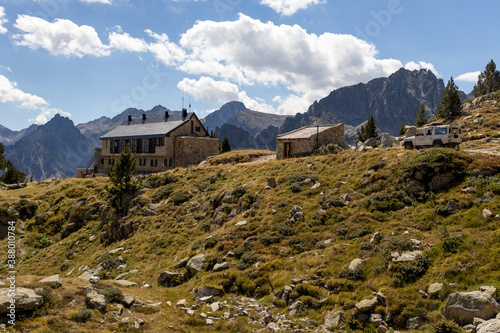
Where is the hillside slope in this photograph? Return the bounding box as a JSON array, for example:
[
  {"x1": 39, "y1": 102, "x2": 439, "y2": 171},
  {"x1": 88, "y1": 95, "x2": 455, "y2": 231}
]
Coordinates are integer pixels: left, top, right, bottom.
[{"x1": 1, "y1": 93, "x2": 500, "y2": 332}]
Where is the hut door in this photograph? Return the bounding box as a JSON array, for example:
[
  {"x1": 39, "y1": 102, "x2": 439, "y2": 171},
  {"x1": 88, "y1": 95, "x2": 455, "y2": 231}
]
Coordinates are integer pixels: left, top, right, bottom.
[{"x1": 284, "y1": 142, "x2": 291, "y2": 158}]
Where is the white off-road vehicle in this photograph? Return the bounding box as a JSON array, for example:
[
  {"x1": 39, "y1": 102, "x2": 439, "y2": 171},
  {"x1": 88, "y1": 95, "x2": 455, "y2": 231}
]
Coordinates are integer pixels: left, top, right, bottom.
[{"x1": 403, "y1": 124, "x2": 462, "y2": 150}]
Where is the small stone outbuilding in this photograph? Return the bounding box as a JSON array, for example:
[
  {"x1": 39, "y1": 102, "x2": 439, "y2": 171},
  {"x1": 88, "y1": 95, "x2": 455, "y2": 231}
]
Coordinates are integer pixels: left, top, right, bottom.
[{"x1": 276, "y1": 124, "x2": 345, "y2": 159}]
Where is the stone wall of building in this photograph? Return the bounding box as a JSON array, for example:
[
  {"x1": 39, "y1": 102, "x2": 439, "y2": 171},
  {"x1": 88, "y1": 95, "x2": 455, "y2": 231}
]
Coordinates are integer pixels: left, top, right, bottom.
[
  {"x1": 174, "y1": 136, "x2": 220, "y2": 167},
  {"x1": 276, "y1": 124, "x2": 344, "y2": 159}
]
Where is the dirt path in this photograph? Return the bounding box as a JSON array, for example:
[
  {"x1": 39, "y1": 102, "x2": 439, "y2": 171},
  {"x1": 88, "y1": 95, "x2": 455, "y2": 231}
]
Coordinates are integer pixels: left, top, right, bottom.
[{"x1": 240, "y1": 154, "x2": 276, "y2": 164}]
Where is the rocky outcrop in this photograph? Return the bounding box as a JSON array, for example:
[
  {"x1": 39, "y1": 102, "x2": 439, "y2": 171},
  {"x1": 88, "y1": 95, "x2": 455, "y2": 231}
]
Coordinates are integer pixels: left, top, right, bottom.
[
  {"x1": 477, "y1": 318, "x2": 500, "y2": 333},
  {"x1": 443, "y1": 291, "x2": 500, "y2": 324},
  {"x1": 324, "y1": 311, "x2": 345, "y2": 327},
  {"x1": 0, "y1": 287, "x2": 44, "y2": 314},
  {"x1": 39, "y1": 274, "x2": 62, "y2": 288},
  {"x1": 157, "y1": 271, "x2": 184, "y2": 287},
  {"x1": 86, "y1": 290, "x2": 106, "y2": 312},
  {"x1": 186, "y1": 254, "x2": 206, "y2": 276}
]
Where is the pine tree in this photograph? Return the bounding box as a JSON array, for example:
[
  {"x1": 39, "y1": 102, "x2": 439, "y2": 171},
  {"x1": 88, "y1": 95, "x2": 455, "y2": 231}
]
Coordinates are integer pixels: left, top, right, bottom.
[
  {"x1": 398, "y1": 122, "x2": 406, "y2": 137},
  {"x1": 436, "y1": 77, "x2": 462, "y2": 120},
  {"x1": 0, "y1": 143, "x2": 23, "y2": 184},
  {"x1": 474, "y1": 59, "x2": 500, "y2": 97},
  {"x1": 414, "y1": 103, "x2": 427, "y2": 127},
  {"x1": 221, "y1": 137, "x2": 231, "y2": 153},
  {"x1": 357, "y1": 115, "x2": 378, "y2": 142},
  {"x1": 108, "y1": 143, "x2": 136, "y2": 210}
]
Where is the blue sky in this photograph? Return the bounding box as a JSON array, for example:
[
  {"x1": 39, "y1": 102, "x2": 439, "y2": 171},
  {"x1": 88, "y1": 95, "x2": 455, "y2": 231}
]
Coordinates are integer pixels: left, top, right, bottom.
[{"x1": 0, "y1": 0, "x2": 499, "y2": 131}]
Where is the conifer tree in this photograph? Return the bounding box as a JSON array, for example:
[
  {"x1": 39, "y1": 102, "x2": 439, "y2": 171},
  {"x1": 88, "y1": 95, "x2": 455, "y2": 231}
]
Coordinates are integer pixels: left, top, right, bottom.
[
  {"x1": 414, "y1": 103, "x2": 427, "y2": 127},
  {"x1": 474, "y1": 59, "x2": 500, "y2": 97},
  {"x1": 357, "y1": 115, "x2": 378, "y2": 142},
  {"x1": 398, "y1": 122, "x2": 406, "y2": 137},
  {"x1": 221, "y1": 137, "x2": 231, "y2": 153},
  {"x1": 436, "y1": 77, "x2": 462, "y2": 120},
  {"x1": 108, "y1": 143, "x2": 136, "y2": 210}
]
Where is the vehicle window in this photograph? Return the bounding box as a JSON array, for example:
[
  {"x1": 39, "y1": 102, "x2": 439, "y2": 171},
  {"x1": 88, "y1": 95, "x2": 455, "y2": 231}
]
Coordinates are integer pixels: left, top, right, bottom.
[
  {"x1": 435, "y1": 128, "x2": 447, "y2": 135},
  {"x1": 451, "y1": 128, "x2": 460, "y2": 134},
  {"x1": 417, "y1": 130, "x2": 425, "y2": 136},
  {"x1": 426, "y1": 129, "x2": 432, "y2": 135}
]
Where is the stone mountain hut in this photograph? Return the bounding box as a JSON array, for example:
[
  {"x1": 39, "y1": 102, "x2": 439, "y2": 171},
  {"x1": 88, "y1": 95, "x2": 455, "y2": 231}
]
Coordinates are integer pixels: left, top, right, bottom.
[
  {"x1": 92, "y1": 110, "x2": 219, "y2": 175},
  {"x1": 276, "y1": 124, "x2": 345, "y2": 159}
]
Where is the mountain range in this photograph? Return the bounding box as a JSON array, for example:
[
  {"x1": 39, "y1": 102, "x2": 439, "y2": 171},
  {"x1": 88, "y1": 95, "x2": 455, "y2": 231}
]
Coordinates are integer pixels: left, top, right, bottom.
[{"x1": 1, "y1": 68, "x2": 473, "y2": 180}]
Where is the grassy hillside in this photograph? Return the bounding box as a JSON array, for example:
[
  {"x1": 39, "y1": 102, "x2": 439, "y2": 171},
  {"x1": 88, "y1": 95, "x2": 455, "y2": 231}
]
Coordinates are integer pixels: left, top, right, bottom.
[{"x1": 1, "y1": 93, "x2": 500, "y2": 333}]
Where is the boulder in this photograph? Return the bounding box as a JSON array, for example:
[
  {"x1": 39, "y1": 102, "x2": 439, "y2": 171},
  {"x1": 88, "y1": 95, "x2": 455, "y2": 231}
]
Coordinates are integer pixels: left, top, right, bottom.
[
  {"x1": 392, "y1": 251, "x2": 422, "y2": 263},
  {"x1": 357, "y1": 142, "x2": 366, "y2": 152},
  {"x1": 481, "y1": 286, "x2": 498, "y2": 300},
  {"x1": 157, "y1": 271, "x2": 183, "y2": 287},
  {"x1": 324, "y1": 311, "x2": 345, "y2": 327},
  {"x1": 122, "y1": 294, "x2": 135, "y2": 307},
  {"x1": 212, "y1": 262, "x2": 228, "y2": 272},
  {"x1": 428, "y1": 283, "x2": 444, "y2": 299},
  {"x1": 483, "y1": 209, "x2": 493, "y2": 218},
  {"x1": 195, "y1": 286, "x2": 223, "y2": 299},
  {"x1": 348, "y1": 258, "x2": 363, "y2": 271},
  {"x1": 370, "y1": 231, "x2": 381, "y2": 244},
  {"x1": 355, "y1": 297, "x2": 378, "y2": 313},
  {"x1": 0, "y1": 287, "x2": 44, "y2": 314},
  {"x1": 405, "y1": 126, "x2": 417, "y2": 137},
  {"x1": 39, "y1": 274, "x2": 62, "y2": 288},
  {"x1": 477, "y1": 319, "x2": 500, "y2": 333},
  {"x1": 186, "y1": 254, "x2": 207, "y2": 275},
  {"x1": 370, "y1": 313, "x2": 383, "y2": 327},
  {"x1": 89, "y1": 276, "x2": 100, "y2": 284},
  {"x1": 113, "y1": 280, "x2": 138, "y2": 287},
  {"x1": 209, "y1": 301, "x2": 222, "y2": 312},
  {"x1": 380, "y1": 133, "x2": 392, "y2": 148},
  {"x1": 174, "y1": 257, "x2": 189, "y2": 269},
  {"x1": 443, "y1": 291, "x2": 500, "y2": 324},
  {"x1": 86, "y1": 290, "x2": 106, "y2": 312},
  {"x1": 364, "y1": 138, "x2": 379, "y2": 148}
]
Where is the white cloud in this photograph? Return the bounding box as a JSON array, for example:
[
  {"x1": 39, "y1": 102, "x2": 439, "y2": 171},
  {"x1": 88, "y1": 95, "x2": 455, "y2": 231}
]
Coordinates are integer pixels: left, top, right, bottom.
[
  {"x1": 0, "y1": 74, "x2": 70, "y2": 124},
  {"x1": 0, "y1": 65, "x2": 11, "y2": 72},
  {"x1": 13, "y1": 15, "x2": 110, "y2": 57},
  {"x1": 0, "y1": 6, "x2": 8, "y2": 34},
  {"x1": 145, "y1": 29, "x2": 186, "y2": 66},
  {"x1": 177, "y1": 76, "x2": 275, "y2": 113},
  {"x1": 109, "y1": 31, "x2": 148, "y2": 52},
  {"x1": 80, "y1": 0, "x2": 113, "y2": 4},
  {"x1": 178, "y1": 14, "x2": 402, "y2": 114},
  {"x1": 405, "y1": 61, "x2": 439, "y2": 77},
  {"x1": 456, "y1": 71, "x2": 481, "y2": 83},
  {"x1": 260, "y1": 0, "x2": 326, "y2": 16}
]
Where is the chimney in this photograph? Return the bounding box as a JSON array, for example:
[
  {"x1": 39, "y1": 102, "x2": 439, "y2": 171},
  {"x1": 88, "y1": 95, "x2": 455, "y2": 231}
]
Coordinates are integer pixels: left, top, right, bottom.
[
  {"x1": 127, "y1": 115, "x2": 132, "y2": 124},
  {"x1": 165, "y1": 111, "x2": 169, "y2": 121},
  {"x1": 182, "y1": 108, "x2": 187, "y2": 119},
  {"x1": 142, "y1": 114, "x2": 146, "y2": 123}
]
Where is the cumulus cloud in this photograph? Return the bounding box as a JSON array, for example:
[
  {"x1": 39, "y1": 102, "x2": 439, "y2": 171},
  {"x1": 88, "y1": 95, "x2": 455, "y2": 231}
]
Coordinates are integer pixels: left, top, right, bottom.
[
  {"x1": 0, "y1": 6, "x2": 8, "y2": 34},
  {"x1": 405, "y1": 61, "x2": 439, "y2": 77},
  {"x1": 109, "y1": 31, "x2": 148, "y2": 52},
  {"x1": 80, "y1": 0, "x2": 113, "y2": 4},
  {"x1": 260, "y1": 0, "x2": 326, "y2": 16},
  {"x1": 145, "y1": 30, "x2": 186, "y2": 66},
  {"x1": 456, "y1": 71, "x2": 481, "y2": 83},
  {"x1": 13, "y1": 15, "x2": 110, "y2": 57},
  {"x1": 0, "y1": 74, "x2": 70, "y2": 124},
  {"x1": 178, "y1": 14, "x2": 402, "y2": 114},
  {"x1": 177, "y1": 77, "x2": 274, "y2": 113}
]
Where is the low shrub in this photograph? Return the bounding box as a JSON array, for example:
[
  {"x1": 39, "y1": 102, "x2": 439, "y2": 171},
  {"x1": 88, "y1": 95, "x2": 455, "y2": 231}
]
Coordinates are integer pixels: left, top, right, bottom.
[
  {"x1": 69, "y1": 309, "x2": 92, "y2": 323},
  {"x1": 391, "y1": 255, "x2": 432, "y2": 287},
  {"x1": 238, "y1": 252, "x2": 257, "y2": 270},
  {"x1": 103, "y1": 287, "x2": 123, "y2": 303}
]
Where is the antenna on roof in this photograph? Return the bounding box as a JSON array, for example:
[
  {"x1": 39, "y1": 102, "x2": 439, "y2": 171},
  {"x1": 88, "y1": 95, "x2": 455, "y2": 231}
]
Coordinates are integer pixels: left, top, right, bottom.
[
  {"x1": 189, "y1": 98, "x2": 191, "y2": 113},
  {"x1": 181, "y1": 90, "x2": 188, "y2": 118}
]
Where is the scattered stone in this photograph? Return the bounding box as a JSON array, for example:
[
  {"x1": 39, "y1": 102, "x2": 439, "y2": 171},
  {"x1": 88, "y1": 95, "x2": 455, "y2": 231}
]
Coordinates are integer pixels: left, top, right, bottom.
[
  {"x1": 197, "y1": 296, "x2": 213, "y2": 303},
  {"x1": 212, "y1": 262, "x2": 228, "y2": 272},
  {"x1": 428, "y1": 283, "x2": 444, "y2": 299},
  {"x1": 113, "y1": 280, "x2": 139, "y2": 287},
  {"x1": 176, "y1": 299, "x2": 187, "y2": 308},
  {"x1": 89, "y1": 235, "x2": 96, "y2": 242},
  {"x1": 122, "y1": 294, "x2": 134, "y2": 308},
  {"x1": 355, "y1": 298, "x2": 378, "y2": 313},
  {"x1": 377, "y1": 325, "x2": 388, "y2": 333},
  {"x1": 311, "y1": 182, "x2": 321, "y2": 190},
  {"x1": 235, "y1": 220, "x2": 247, "y2": 227},
  {"x1": 89, "y1": 276, "x2": 100, "y2": 284},
  {"x1": 115, "y1": 273, "x2": 128, "y2": 280},
  {"x1": 206, "y1": 318, "x2": 214, "y2": 326},
  {"x1": 392, "y1": 251, "x2": 423, "y2": 263},
  {"x1": 419, "y1": 290, "x2": 429, "y2": 299},
  {"x1": 443, "y1": 291, "x2": 500, "y2": 324},
  {"x1": 267, "y1": 322, "x2": 280, "y2": 332},
  {"x1": 186, "y1": 254, "x2": 207, "y2": 275},
  {"x1": 348, "y1": 258, "x2": 363, "y2": 271},
  {"x1": 477, "y1": 319, "x2": 500, "y2": 333},
  {"x1": 357, "y1": 142, "x2": 366, "y2": 152},
  {"x1": 116, "y1": 264, "x2": 127, "y2": 270},
  {"x1": 480, "y1": 286, "x2": 498, "y2": 300},
  {"x1": 370, "y1": 231, "x2": 381, "y2": 244},
  {"x1": 86, "y1": 290, "x2": 106, "y2": 312},
  {"x1": 288, "y1": 300, "x2": 303, "y2": 316},
  {"x1": 370, "y1": 313, "x2": 383, "y2": 327},
  {"x1": 376, "y1": 291, "x2": 386, "y2": 306},
  {"x1": 364, "y1": 137, "x2": 379, "y2": 148},
  {"x1": 340, "y1": 193, "x2": 352, "y2": 202},
  {"x1": 447, "y1": 199, "x2": 459, "y2": 213},
  {"x1": 39, "y1": 274, "x2": 62, "y2": 288},
  {"x1": 196, "y1": 286, "x2": 222, "y2": 299},
  {"x1": 0, "y1": 287, "x2": 44, "y2": 314},
  {"x1": 109, "y1": 247, "x2": 124, "y2": 254},
  {"x1": 324, "y1": 311, "x2": 344, "y2": 327},
  {"x1": 483, "y1": 209, "x2": 493, "y2": 218},
  {"x1": 210, "y1": 301, "x2": 222, "y2": 312},
  {"x1": 406, "y1": 317, "x2": 422, "y2": 330},
  {"x1": 475, "y1": 317, "x2": 486, "y2": 326},
  {"x1": 380, "y1": 133, "x2": 392, "y2": 148},
  {"x1": 158, "y1": 271, "x2": 183, "y2": 287}
]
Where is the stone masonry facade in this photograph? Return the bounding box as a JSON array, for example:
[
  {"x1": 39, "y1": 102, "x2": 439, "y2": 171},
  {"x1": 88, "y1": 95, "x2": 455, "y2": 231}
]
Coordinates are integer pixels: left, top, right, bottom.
[
  {"x1": 276, "y1": 124, "x2": 344, "y2": 159},
  {"x1": 93, "y1": 113, "x2": 219, "y2": 174}
]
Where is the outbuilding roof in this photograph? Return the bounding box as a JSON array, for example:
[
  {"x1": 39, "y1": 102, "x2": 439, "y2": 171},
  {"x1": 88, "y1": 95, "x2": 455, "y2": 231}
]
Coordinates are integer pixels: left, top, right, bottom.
[
  {"x1": 100, "y1": 113, "x2": 193, "y2": 140},
  {"x1": 277, "y1": 124, "x2": 341, "y2": 140}
]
